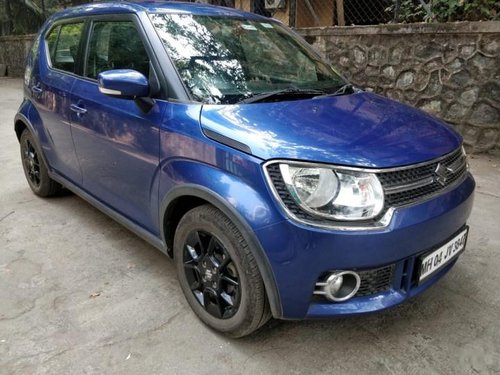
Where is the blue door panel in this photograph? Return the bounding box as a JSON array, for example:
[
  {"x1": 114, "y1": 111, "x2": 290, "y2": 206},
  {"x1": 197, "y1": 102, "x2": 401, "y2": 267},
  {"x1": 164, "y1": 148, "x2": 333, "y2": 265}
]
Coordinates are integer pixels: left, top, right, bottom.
[{"x1": 70, "y1": 79, "x2": 164, "y2": 234}]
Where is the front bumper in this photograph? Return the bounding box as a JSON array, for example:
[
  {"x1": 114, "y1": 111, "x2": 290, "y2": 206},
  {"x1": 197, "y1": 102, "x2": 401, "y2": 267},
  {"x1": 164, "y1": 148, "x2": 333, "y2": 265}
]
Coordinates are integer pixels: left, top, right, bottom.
[{"x1": 255, "y1": 173, "x2": 475, "y2": 319}]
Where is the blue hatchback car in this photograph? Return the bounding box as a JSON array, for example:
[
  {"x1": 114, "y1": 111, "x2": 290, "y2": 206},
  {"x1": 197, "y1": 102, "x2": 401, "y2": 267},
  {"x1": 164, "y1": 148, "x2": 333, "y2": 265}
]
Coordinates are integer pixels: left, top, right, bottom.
[{"x1": 16, "y1": 1, "x2": 475, "y2": 337}]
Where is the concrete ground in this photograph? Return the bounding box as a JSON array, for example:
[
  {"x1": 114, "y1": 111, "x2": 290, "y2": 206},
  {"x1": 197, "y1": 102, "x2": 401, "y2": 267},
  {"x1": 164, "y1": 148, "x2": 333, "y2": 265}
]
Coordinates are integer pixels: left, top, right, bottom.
[{"x1": 1, "y1": 77, "x2": 499, "y2": 375}]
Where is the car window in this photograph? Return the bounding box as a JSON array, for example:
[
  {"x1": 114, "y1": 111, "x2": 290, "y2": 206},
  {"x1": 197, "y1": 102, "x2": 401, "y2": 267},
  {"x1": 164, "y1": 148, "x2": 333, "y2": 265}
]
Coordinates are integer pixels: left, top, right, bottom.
[
  {"x1": 239, "y1": 27, "x2": 318, "y2": 82},
  {"x1": 51, "y1": 22, "x2": 84, "y2": 73},
  {"x1": 45, "y1": 25, "x2": 60, "y2": 63},
  {"x1": 151, "y1": 14, "x2": 344, "y2": 104},
  {"x1": 86, "y1": 21, "x2": 150, "y2": 79}
]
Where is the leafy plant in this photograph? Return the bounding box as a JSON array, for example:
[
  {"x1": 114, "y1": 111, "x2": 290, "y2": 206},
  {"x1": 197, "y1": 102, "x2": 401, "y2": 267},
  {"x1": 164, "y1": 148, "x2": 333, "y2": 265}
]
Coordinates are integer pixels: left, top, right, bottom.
[
  {"x1": 460, "y1": 0, "x2": 498, "y2": 21},
  {"x1": 386, "y1": 0, "x2": 428, "y2": 23},
  {"x1": 387, "y1": 0, "x2": 498, "y2": 23}
]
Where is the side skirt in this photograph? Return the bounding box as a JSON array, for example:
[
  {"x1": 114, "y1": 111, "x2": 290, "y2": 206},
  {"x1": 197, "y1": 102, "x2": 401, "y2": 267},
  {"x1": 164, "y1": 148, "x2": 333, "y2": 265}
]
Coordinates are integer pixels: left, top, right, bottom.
[{"x1": 49, "y1": 171, "x2": 168, "y2": 255}]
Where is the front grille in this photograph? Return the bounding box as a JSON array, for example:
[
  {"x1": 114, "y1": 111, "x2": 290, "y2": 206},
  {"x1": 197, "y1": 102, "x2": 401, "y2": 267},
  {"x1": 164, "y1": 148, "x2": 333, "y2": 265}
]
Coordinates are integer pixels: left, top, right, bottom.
[
  {"x1": 377, "y1": 147, "x2": 467, "y2": 207},
  {"x1": 265, "y1": 146, "x2": 467, "y2": 225},
  {"x1": 356, "y1": 264, "x2": 395, "y2": 296}
]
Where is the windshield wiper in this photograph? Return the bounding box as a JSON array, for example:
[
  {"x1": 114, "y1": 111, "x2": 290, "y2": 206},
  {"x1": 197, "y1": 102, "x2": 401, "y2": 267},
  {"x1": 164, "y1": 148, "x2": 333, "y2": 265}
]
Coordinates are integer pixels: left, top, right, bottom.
[
  {"x1": 313, "y1": 83, "x2": 355, "y2": 99},
  {"x1": 238, "y1": 88, "x2": 325, "y2": 104}
]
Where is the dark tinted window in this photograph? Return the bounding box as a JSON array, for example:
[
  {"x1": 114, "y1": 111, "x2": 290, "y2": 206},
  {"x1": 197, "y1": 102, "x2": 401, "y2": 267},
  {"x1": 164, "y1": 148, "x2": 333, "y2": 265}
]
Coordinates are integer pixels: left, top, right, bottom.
[
  {"x1": 86, "y1": 21, "x2": 150, "y2": 79},
  {"x1": 52, "y1": 23, "x2": 84, "y2": 73}
]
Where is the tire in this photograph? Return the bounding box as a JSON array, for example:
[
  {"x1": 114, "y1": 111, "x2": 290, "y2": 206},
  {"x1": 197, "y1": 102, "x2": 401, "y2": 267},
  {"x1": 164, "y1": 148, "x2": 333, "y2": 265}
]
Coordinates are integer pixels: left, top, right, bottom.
[
  {"x1": 174, "y1": 204, "x2": 271, "y2": 338},
  {"x1": 20, "y1": 129, "x2": 62, "y2": 197}
]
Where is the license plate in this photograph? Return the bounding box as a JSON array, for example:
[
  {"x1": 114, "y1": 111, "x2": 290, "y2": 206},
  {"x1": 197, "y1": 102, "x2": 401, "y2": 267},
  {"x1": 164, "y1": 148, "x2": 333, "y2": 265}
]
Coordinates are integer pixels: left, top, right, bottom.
[{"x1": 419, "y1": 227, "x2": 468, "y2": 283}]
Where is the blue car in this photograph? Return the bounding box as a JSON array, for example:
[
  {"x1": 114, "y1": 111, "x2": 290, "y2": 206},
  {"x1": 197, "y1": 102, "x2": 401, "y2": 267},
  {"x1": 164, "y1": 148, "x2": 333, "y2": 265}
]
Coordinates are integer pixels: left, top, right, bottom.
[{"x1": 15, "y1": 1, "x2": 475, "y2": 337}]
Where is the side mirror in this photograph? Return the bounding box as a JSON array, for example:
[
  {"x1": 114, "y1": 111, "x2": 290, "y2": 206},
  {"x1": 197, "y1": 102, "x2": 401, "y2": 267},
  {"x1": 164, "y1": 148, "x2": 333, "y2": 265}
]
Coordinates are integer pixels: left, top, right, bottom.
[{"x1": 98, "y1": 69, "x2": 150, "y2": 99}]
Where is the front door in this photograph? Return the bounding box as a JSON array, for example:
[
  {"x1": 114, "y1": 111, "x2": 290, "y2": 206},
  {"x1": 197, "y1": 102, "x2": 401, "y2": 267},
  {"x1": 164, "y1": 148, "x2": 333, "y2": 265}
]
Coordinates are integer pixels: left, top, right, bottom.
[{"x1": 70, "y1": 18, "x2": 165, "y2": 234}]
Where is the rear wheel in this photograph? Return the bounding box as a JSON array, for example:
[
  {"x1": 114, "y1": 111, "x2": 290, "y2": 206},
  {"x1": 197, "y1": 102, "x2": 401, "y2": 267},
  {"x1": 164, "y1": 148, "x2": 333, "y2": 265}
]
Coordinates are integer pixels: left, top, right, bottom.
[
  {"x1": 174, "y1": 204, "x2": 271, "y2": 337},
  {"x1": 20, "y1": 129, "x2": 62, "y2": 197}
]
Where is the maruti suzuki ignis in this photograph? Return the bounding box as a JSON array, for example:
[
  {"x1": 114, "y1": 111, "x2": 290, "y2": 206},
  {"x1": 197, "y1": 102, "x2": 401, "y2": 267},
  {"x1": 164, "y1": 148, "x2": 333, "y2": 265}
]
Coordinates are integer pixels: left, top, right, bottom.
[{"x1": 15, "y1": 1, "x2": 475, "y2": 337}]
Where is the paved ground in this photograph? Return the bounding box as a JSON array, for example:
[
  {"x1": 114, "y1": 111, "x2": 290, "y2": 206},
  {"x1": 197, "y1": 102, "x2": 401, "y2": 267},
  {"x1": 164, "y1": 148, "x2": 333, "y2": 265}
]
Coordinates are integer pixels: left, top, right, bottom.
[{"x1": 1, "y1": 77, "x2": 499, "y2": 375}]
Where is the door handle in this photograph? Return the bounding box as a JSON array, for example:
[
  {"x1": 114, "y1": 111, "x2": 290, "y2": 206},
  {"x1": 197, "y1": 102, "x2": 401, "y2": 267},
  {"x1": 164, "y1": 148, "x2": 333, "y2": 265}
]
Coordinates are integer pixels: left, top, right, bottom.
[
  {"x1": 70, "y1": 103, "x2": 87, "y2": 115},
  {"x1": 31, "y1": 84, "x2": 43, "y2": 95}
]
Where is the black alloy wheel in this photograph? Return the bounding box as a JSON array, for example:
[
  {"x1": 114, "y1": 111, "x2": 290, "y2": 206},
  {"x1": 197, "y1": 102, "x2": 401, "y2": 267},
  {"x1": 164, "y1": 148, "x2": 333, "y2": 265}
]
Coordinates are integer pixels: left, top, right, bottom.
[
  {"x1": 183, "y1": 230, "x2": 241, "y2": 319},
  {"x1": 20, "y1": 129, "x2": 62, "y2": 197},
  {"x1": 22, "y1": 137, "x2": 41, "y2": 188},
  {"x1": 174, "y1": 204, "x2": 271, "y2": 337}
]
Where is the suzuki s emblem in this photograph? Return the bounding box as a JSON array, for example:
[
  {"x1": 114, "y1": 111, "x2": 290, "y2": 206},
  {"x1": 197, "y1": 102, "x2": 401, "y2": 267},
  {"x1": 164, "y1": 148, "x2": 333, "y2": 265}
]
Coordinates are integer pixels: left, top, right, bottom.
[{"x1": 434, "y1": 163, "x2": 448, "y2": 186}]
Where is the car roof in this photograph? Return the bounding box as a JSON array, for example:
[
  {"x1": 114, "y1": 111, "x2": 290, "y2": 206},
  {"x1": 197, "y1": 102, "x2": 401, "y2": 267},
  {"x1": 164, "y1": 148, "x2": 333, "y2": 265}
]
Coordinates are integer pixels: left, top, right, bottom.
[{"x1": 51, "y1": 1, "x2": 269, "y2": 21}]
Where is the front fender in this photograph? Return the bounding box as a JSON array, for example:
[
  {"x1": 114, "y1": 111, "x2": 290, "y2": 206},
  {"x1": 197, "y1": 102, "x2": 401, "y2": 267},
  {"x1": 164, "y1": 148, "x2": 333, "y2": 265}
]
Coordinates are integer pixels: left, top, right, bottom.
[
  {"x1": 158, "y1": 158, "x2": 285, "y2": 318},
  {"x1": 159, "y1": 158, "x2": 283, "y2": 231}
]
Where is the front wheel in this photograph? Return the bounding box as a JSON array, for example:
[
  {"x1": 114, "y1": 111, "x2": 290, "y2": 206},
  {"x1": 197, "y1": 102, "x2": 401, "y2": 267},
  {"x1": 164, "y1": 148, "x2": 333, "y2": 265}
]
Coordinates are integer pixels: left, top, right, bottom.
[{"x1": 174, "y1": 204, "x2": 271, "y2": 337}]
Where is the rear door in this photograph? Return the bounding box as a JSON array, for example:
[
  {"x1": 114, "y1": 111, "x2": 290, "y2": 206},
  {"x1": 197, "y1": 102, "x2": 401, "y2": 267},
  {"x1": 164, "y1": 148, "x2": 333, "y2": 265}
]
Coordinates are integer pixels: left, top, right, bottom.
[
  {"x1": 69, "y1": 15, "x2": 165, "y2": 234},
  {"x1": 30, "y1": 21, "x2": 85, "y2": 184}
]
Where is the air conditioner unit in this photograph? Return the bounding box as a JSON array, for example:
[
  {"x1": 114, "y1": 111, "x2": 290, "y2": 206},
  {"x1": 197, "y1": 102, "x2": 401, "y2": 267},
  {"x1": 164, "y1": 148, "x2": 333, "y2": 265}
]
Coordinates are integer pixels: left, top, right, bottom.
[{"x1": 265, "y1": 0, "x2": 286, "y2": 10}]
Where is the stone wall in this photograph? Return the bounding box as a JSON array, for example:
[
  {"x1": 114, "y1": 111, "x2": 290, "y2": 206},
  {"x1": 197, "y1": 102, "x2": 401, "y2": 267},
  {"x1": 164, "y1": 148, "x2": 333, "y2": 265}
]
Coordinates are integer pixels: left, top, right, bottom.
[
  {"x1": 0, "y1": 34, "x2": 35, "y2": 78},
  {"x1": 300, "y1": 22, "x2": 500, "y2": 152}
]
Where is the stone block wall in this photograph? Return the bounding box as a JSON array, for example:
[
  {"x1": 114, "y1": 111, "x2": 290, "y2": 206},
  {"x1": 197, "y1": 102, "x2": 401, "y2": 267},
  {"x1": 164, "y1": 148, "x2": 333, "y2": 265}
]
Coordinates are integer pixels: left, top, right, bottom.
[
  {"x1": 300, "y1": 22, "x2": 500, "y2": 152},
  {"x1": 0, "y1": 34, "x2": 35, "y2": 78}
]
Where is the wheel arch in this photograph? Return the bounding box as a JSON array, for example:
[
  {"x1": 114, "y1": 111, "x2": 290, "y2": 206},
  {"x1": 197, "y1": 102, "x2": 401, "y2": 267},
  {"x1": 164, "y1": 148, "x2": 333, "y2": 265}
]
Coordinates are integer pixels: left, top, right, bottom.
[
  {"x1": 14, "y1": 112, "x2": 52, "y2": 169},
  {"x1": 14, "y1": 113, "x2": 32, "y2": 141},
  {"x1": 160, "y1": 184, "x2": 283, "y2": 318}
]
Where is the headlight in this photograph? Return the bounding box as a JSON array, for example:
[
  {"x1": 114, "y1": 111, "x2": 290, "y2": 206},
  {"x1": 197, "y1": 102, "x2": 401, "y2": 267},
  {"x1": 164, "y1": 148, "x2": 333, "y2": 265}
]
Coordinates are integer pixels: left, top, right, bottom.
[{"x1": 279, "y1": 163, "x2": 384, "y2": 221}]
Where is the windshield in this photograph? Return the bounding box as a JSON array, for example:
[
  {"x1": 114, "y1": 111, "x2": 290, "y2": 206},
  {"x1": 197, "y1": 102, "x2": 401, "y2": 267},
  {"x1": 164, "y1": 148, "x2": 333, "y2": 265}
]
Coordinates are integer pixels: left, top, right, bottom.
[{"x1": 150, "y1": 13, "x2": 347, "y2": 104}]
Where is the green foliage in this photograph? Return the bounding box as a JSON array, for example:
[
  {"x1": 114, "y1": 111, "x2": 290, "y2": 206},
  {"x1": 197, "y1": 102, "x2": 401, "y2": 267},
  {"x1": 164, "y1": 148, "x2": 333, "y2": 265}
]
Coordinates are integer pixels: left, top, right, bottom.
[
  {"x1": 387, "y1": 0, "x2": 498, "y2": 23},
  {"x1": 386, "y1": 0, "x2": 428, "y2": 23},
  {"x1": 432, "y1": 0, "x2": 498, "y2": 22},
  {"x1": 1, "y1": 0, "x2": 91, "y2": 35},
  {"x1": 0, "y1": 0, "x2": 43, "y2": 35}
]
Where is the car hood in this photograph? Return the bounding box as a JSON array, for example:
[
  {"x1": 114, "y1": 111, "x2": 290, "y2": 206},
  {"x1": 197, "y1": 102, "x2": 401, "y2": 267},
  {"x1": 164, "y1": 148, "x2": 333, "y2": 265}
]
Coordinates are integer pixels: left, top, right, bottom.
[{"x1": 200, "y1": 92, "x2": 462, "y2": 168}]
